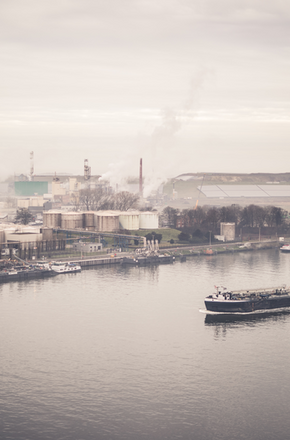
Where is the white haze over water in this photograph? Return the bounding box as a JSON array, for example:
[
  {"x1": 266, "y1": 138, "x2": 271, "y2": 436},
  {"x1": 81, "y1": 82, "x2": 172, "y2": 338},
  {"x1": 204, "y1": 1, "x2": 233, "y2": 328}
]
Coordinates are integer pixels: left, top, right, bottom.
[{"x1": 1, "y1": 0, "x2": 290, "y2": 182}]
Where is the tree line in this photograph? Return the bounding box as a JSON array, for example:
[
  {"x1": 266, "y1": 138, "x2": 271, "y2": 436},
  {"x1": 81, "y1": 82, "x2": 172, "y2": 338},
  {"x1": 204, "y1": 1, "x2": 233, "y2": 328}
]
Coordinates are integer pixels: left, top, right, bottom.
[{"x1": 161, "y1": 204, "x2": 289, "y2": 233}]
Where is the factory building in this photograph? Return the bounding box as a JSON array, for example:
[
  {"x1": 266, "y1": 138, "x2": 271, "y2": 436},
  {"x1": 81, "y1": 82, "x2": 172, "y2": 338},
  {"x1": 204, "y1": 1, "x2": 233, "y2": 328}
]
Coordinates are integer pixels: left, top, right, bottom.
[
  {"x1": 14, "y1": 181, "x2": 48, "y2": 196},
  {"x1": 73, "y1": 242, "x2": 103, "y2": 253},
  {"x1": 0, "y1": 224, "x2": 43, "y2": 245},
  {"x1": 220, "y1": 223, "x2": 235, "y2": 241}
]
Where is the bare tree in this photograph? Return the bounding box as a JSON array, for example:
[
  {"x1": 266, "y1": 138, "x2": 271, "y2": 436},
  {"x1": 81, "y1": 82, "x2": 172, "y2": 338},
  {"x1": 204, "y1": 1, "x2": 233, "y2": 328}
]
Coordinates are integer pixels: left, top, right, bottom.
[
  {"x1": 71, "y1": 193, "x2": 80, "y2": 211},
  {"x1": 219, "y1": 205, "x2": 241, "y2": 224},
  {"x1": 193, "y1": 206, "x2": 206, "y2": 227},
  {"x1": 79, "y1": 187, "x2": 109, "y2": 211},
  {"x1": 79, "y1": 188, "x2": 139, "y2": 212},
  {"x1": 162, "y1": 207, "x2": 179, "y2": 228},
  {"x1": 205, "y1": 207, "x2": 219, "y2": 231},
  {"x1": 114, "y1": 191, "x2": 139, "y2": 211},
  {"x1": 182, "y1": 209, "x2": 195, "y2": 228},
  {"x1": 79, "y1": 189, "x2": 95, "y2": 211}
]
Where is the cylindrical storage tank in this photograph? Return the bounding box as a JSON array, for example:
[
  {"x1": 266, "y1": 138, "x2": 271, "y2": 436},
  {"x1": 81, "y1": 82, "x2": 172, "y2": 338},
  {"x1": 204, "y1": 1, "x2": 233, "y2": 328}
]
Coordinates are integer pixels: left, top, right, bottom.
[
  {"x1": 84, "y1": 212, "x2": 95, "y2": 230},
  {"x1": 61, "y1": 212, "x2": 84, "y2": 229},
  {"x1": 43, "y1": 211, "x2": 62, "y2": 228},
  {"x1": 0, "y1": 229, "x2": 5, "y2": 246},
  {"x1": 94, "y1": 212, "x2": 99, "y2": 231},
  {"x1": 95, "y1": 211, "x2": 119, "y2": 232},
  {"x1": 139, "y1": 212, "x2": 159, "y2": 229},
  {"x1": 119, "y1": 211, "x2": 140, "y2": 230}
]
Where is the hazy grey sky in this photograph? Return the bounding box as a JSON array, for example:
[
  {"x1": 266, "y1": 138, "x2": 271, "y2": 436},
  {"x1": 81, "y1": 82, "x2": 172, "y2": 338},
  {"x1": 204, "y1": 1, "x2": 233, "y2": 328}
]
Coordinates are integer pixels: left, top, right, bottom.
[{"x1": 1, "y1": 0, "x2": 290, "y2": 183}]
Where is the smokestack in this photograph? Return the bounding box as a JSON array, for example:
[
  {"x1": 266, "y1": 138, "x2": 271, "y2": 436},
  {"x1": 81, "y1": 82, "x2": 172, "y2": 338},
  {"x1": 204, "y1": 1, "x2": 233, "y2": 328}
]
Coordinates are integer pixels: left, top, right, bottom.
[
  {"x1": 30, "y1": 151, "x2": 34, "y2": 181},
  {"x1": 139, "y1": 158, "x2": 143, "y2": 196},
  {"x1": 84, "y1": 159, "x2": 91, "y2": 181}
]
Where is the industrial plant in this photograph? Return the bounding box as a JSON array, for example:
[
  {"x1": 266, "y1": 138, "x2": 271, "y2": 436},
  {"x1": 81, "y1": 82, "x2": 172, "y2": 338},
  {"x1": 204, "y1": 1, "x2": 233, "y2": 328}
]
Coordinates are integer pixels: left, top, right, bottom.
[{"x1": 1, "y1": 152, "x2": 290, "y2": 258}]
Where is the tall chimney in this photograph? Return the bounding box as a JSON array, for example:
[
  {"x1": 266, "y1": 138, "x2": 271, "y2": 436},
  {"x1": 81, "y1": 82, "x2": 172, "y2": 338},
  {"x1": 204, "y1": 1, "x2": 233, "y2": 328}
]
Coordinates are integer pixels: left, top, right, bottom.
[
  {"x1": 139, "y1": 158, "x2": 143, "y2": 196},
  {"x1": 30, "y1": 151, "x2": 34, "y2": 181}
]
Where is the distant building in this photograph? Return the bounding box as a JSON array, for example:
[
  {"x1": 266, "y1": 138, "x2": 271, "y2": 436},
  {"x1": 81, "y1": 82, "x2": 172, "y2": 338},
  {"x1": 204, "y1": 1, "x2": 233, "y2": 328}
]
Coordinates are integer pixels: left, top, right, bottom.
[
  {"x1": 220, "y1": 223, "x2": 235, "y2": 241},
  {"x1": 73, "y1": 242, "x2": 103, "y2": 252},
  {"x1": 14, "y1": 181, "x2": 48, "y2": 196}
]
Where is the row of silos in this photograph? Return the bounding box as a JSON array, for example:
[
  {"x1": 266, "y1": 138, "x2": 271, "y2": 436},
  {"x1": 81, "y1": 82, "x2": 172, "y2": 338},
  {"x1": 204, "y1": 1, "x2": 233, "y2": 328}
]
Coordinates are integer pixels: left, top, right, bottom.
[{"x1": 43, "y1": 211, "x2": 159, "y2": 232}]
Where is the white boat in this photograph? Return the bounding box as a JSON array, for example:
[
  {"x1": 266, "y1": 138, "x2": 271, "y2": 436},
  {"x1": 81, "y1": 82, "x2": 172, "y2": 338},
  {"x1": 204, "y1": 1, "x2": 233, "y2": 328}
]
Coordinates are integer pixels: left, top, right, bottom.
[
  {"x1": 50, "y1": 262, "x2": 81, "y2": 274},
  {"x1": 280, "y1": 244, "x2": 290, "y2": 253}
]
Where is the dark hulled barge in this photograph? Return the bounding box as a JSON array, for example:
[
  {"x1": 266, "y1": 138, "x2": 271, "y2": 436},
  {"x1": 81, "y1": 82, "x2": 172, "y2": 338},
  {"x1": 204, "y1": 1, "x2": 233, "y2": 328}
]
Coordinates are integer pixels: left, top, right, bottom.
[
  {"x1": 0, "y1": 261, "x2": 57, "y2": 283},
  {"x1": 121, "y1": 254, "x2": 175, "y2": 266},
  {"x1": 204, "y1": 286, "x2": 290, "y2": 313}
]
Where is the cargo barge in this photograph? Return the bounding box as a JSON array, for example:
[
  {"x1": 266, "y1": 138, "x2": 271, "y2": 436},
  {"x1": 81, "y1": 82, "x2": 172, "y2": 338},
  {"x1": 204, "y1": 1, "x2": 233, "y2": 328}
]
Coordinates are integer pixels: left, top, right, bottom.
[
  {"x1": 204, "y1": 285, "x2": 290, "y2": 313},
  {"x1": 121, "y1": 254, "x2": 175, "y2": 266},
  {"x1": 0, "y1": 263, "x2": 57, "y2": 283}
]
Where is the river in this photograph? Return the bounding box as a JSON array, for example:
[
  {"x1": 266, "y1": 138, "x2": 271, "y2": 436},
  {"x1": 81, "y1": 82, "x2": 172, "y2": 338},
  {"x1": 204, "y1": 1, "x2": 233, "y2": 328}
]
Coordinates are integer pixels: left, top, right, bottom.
[{"x1": 1, "y1": 248, "x2": 290, "y2": 440}]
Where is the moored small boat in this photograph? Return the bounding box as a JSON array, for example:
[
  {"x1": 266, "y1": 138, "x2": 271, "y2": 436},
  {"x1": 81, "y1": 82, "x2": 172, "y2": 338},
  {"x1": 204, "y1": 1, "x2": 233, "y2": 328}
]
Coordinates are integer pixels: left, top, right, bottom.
[
  {"x1": 280, "y1": 244, "x2": 290, "y2": 253},
  {"x1": 50, "y1": 261, "x2": 81, "y2": 274}
]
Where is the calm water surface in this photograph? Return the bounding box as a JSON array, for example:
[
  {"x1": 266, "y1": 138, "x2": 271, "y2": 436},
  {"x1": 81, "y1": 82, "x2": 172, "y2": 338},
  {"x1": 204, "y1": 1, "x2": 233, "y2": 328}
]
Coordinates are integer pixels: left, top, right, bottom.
[{"x1": 1, "y1": 249, "x2": 290, "y2": 440}]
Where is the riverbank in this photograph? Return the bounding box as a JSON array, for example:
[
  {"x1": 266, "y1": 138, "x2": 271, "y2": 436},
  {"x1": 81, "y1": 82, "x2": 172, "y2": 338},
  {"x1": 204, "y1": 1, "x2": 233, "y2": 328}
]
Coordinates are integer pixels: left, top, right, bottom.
[{"x1": 54, "y1": 239, "x2": 282, "y2": 267}]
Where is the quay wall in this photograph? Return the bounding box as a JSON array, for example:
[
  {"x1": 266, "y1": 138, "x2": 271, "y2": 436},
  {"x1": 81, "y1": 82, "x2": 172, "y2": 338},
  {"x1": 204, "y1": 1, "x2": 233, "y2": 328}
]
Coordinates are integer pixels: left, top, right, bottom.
[
  {"x1": 55, "y1": 240, "x2": 280, "y2": 268},
  {"x1": 77, "y1": 256, "x2": 123, "y2": 267}
]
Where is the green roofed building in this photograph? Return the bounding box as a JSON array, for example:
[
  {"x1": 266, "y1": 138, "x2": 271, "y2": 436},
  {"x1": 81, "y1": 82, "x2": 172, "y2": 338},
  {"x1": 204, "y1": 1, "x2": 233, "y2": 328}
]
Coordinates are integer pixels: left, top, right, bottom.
[{"x1": 14, "y1": 181, "x2": 48, "y2": 196}]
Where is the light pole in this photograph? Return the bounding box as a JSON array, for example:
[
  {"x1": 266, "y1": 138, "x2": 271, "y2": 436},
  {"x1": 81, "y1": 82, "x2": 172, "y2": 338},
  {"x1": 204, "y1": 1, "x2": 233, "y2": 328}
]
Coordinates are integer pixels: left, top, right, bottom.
[{"x1": 209, "y1": 230, "x2": 212, "y2": 246}]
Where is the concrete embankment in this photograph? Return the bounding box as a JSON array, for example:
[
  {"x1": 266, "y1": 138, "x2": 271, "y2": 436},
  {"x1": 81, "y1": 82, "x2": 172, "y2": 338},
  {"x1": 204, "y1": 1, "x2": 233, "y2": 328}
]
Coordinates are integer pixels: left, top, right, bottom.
[
  {"x1": 77, "y1": 256, "x2": 123, "y2": 267},
  {"x1": 164, "y1": 239, "x2": 280, "y2": 257},
  {"x1": 63, "y1": 240, "x2": 281, "y2": 268}
]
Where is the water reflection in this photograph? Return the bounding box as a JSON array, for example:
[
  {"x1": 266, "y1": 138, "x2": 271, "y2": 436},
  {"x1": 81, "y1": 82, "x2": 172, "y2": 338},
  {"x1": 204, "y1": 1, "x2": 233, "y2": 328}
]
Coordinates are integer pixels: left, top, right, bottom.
[
  {"x1": 204, "y1": 309, "x2": 290, "y2": 342},
  {"x1": 204, "y1": 309, "x2": 290, "y2": 326}
]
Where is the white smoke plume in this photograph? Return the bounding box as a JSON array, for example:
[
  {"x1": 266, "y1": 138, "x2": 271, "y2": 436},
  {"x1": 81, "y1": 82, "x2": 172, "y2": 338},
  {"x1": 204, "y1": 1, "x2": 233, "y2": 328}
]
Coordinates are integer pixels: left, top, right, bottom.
[{"x1": 100, "y1": 68, "x2": 213, "y2": 198}]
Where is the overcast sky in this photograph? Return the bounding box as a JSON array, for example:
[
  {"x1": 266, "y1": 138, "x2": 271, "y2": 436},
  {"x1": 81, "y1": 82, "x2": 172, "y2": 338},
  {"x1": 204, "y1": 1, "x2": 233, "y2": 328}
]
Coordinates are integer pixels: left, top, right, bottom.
[{"x1": 1, "y1": 0, "x2": 290, "y2": 187}]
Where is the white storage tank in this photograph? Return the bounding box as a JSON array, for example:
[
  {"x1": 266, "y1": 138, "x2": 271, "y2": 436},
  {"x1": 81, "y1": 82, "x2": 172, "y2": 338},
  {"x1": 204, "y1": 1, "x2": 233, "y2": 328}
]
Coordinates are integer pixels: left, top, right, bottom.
[
  {"x1": 139, "y1": 212, "x2": 159, "y2": 229},
  {"x1": 43, "y1": 211, "x2": 62, "y2": 228},
  {"x1": 94, "y1": 211, "x2": 119, "y2": 232},
  {"x1": 119, "y1": 211, "x2": 140, "y2": 230},
  {"x1": 61, "y1": 212, "x2": 84, "y2": 229}
]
